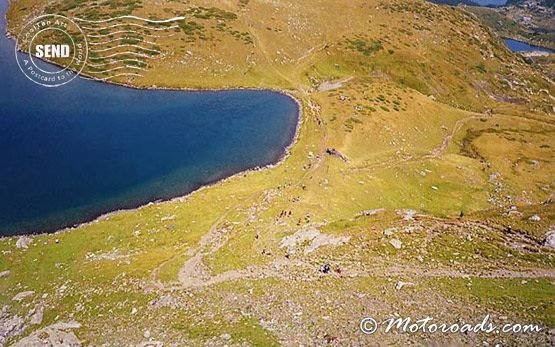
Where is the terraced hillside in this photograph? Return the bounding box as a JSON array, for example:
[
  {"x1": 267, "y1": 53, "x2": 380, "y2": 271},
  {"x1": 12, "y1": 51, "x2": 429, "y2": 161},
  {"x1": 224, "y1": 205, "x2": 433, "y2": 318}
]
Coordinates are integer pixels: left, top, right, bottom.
[{"x1": 2, "y1": 0, "x2": 554, "y2": 346}]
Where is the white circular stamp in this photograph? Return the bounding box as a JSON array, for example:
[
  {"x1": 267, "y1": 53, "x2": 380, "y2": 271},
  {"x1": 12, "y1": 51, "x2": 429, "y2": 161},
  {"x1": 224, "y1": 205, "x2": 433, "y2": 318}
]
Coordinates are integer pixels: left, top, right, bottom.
[{"x1": 15, "y1": 14, "x2": 88, "y2": 87}]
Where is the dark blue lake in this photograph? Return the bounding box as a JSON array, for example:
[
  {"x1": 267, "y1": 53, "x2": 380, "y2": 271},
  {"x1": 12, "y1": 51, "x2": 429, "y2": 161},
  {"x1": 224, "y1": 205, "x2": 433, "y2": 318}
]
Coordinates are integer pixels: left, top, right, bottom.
[
  {"x1": 0, "y1": 0, "x2": 298, "y2": 236},
  {"x1": 503, "y1": 38, "x2": 554, "y2": 53}
]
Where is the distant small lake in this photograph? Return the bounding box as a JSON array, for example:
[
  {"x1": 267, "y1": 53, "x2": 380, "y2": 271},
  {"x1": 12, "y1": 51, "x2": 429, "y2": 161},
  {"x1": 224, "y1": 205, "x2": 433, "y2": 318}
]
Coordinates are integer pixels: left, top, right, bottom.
[
  {"x1": 0, "y1": 0, "x2": 298, "y2": 236},
  {"x1": 504, "y1": 38, "x2": 554, "y2": 53},
  {"x1": 428, "y1": 0, "x2": 506, "y2": 6},
  {"x1": 472, "y1": 0, "x2": 506, "y2": 5}
]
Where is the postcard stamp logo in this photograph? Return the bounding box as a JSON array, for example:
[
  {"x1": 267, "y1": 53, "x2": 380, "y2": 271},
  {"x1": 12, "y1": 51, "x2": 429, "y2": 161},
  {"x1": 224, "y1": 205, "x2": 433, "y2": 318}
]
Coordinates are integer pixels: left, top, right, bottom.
[{"x1": 15, "y1": 14, "x2": 88, "y2": 87}]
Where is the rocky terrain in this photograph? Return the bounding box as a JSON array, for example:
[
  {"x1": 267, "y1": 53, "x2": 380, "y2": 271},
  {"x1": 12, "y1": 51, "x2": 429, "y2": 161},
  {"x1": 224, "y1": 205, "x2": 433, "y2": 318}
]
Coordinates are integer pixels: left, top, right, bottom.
[{"x1": 458, "y1": 0, "x2": 554, "y2": 50}]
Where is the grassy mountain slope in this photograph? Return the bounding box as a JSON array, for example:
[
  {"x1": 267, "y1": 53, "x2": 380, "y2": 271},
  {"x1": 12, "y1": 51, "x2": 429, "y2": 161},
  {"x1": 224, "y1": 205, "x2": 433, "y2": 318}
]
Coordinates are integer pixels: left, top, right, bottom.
[{"x1": 2, "y1": 0, "x2": 554, "y2": 345}]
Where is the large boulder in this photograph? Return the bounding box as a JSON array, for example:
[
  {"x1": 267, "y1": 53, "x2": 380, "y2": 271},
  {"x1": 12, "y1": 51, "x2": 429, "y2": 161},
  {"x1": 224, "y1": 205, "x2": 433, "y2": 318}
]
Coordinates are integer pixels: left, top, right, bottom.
[
  {"x1": 544, "y1": 226, "x2": 555, "y2": 249},
  {"x1": 12, "y1": 291, "x2": 34, "y2": 302},
  {"x1": 15, "y1": 236, "x2": 32, "y2": 249}
]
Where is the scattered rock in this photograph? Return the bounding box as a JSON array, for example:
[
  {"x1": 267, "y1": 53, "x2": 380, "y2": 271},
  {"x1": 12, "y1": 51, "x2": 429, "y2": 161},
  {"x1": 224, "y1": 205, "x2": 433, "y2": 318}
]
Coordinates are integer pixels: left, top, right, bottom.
[
  {"x1": 11, "y1": 321, "x2": 81, "y2": 347},
  {"x1": 505, "y1": 206, "x2": 522, "y2": 217},
  {"x1": 359, "y1": 208, "x2": 385, "y2": 217},
  {"x1": 143, "y1": 330, "x2": 151, "y2": 339},
  {"x1": 397, "y1": 209, "x2": 416, "y2": 221},
  {"x1": 221, "y1": 333, "x2": 232, "y2": 341},
  {"x1": 489, "y1": 172, "x2": 499, "y2": 182},
  {"x1": 383, "y1": 227, "x2": 397, "y2": 237},
  {"x1": 395, "y1": 281, "x2": 415, "y2": 290},
  {"x1": 58, "y1": 285, "x2": 68, "y2": 295},
  {"x1": 137, "y1": 342, "x2": 163, "y2": 347},
  {"x1": 85, "y1": 250, "x2": 130, "y2": 262},
  {"x1": 131, "y1": 307, "x2": 138, "y2": 315},
  {"x1": 161, "y1": 215, "x2": 176, "y2": 222},
  {"x1": 149, "y1": 295, "x2": 181, "y2": 309},
  {"x1": 12, "y1": 291, "x2": 34, "y2": 302},
  {"x1": 0, "y1": 270, "x2": 9, "y2": 278},
  {"x1": 389, "y1": 239, "x2": 402, "y2": 250},
  {"x1": 29, "y1": 305, "x2": 44, "y2": 325},
  {"x1": 528, "y1": 215, "x2": 541, "y2": 222},
  {"x1": 16, "y1": 236, "x2": 32, "y2": 249}
]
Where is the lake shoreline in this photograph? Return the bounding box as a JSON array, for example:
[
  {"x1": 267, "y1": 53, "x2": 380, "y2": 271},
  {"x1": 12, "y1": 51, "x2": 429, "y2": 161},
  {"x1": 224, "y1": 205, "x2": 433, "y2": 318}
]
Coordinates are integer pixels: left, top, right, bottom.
[
  {"x1": 502, "y1": 36, "x2": 554, "y2": 54},
  {"x1": 0, "y1": 58, "x2": 304, "y2": 237},
  {"x1": 1, "y1": 1, "x2": 304, "y2": 238},
  {"x1": 47, "y1": 93, "x2": 302, "y2": 239},
  {"x1": 0, "y1": 80, "x2": 303, "y2": 238}
]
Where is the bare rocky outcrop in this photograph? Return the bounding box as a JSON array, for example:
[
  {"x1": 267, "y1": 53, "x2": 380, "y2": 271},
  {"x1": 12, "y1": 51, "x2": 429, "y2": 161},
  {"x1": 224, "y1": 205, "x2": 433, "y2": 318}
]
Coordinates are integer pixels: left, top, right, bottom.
[
  {"x1": 11, "y1": 321, "x2": 81, "y2": 347},
  {"x1": 317, "y1": 77, "x2": 353, "y2": 91},
  {"x1": 544, "y1": 226, "x2": 555, "y2": 249},
  {"x1": 0, "y1": 306, "x2": 25, "y2": 346},
  {"x1": 279, "y1": 226, "x2": 350, "y2": 255},
  {"x1": 325, "y1": 148, "x2": 349, "y2": 162}
]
